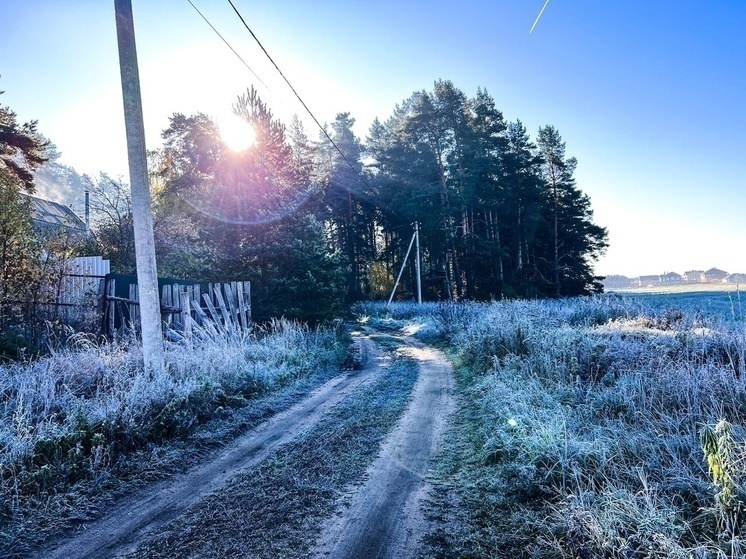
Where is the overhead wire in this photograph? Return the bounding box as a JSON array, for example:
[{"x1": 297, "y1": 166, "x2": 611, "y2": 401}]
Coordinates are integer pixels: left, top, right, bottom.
[
  {"x1": 186, "y1": 0, "x2": 269, "y2": 90},
  {"x1": 225, "y1": 0, "x2": 374, "y2": 195},
  {"x1": 187, "y1": 0, "x2": 409, "y2": 224}
]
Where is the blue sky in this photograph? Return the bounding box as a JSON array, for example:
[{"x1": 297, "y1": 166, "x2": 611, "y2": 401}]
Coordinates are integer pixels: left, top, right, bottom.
[{"x1": 1, "y1": 0, "x2": 744, "y2": 277}]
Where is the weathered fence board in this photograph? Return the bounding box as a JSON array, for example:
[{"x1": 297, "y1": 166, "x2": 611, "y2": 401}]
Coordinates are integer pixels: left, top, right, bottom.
[
  {"x1": 2, "y1": 256, "x2": 250, "y2": 343},
  {"x1": 46, "y1": 256, "x2": 110, "y2": 333},
  {"x1": 102, "y1": 278, "x2": 251, "y2": 338}
]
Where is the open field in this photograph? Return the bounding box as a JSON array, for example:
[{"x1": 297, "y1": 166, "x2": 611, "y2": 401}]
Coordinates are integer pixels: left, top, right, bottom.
[
  {"x1": 610, "y1": 284, "x2": 743, "y2": 294},
  {"x1": 4, "y1": 293, "x2": 746, "y2": 558},
  {"x1": 357, "y1": 294, "x2": 746, "y2": 557}
]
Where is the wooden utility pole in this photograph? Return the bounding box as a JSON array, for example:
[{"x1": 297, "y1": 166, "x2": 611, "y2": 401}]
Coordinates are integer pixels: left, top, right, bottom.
[
  {"x1": 415, "y1": 221, "x2": 422, "y2": 304},
  {"x1": 387, "y1": 223, "x2": 423, "y2": 306},
  {"x1": 114, "y1": 0, "x2": 164, "y2": 373}
]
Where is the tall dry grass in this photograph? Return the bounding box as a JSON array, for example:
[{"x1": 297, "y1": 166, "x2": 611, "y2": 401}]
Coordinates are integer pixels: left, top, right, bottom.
[
  {"x1": 359, "y1": 296, "x2": 746, "y2": 557},
  {"x1": 0, "y1": 319, "x2": 346, "y2": 554}
]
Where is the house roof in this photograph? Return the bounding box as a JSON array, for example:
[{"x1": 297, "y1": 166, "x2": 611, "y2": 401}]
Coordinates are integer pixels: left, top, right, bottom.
[
  {"x1": 662, "y1": 272, "x2": 681, "y2": 278},
  {"x1": 23, "y1": 194, "x2": 86, "y2": 234},
  {"x1": 704, "y1": 267, "x2": 728, "y2": 275}
]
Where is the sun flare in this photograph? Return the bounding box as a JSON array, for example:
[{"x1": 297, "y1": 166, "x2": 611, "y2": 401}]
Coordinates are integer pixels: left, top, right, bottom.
[{"x1": 220, "y1": 115, "x2": 255, "y2": 152}]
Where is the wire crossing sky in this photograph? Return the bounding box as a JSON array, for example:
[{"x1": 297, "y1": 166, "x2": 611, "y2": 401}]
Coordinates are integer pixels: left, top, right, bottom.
[
  {"x1": 223, "y1": 0, "x2": 372, "y2": 195},
  {"x1": 186, "y1": 0, "x2": 267, "y2": 90},
  {"x1": 1, "y1": 0, "x2": 744, "y2": 277}
]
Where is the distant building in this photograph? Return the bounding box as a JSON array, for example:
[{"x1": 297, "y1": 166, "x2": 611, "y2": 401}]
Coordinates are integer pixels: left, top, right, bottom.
[
  {"x1": 725, "y1": 273, "x2": 746, "y2": 284},
  {"x1": 602, "y1": 275, "x2": 634, "y2": 289},
  {"x1": 660, "y1": 272, "x2": 682, "y2": 284},
  {"x1": 23, "y1": 193, "x2": 87, "y2": 237},
  {"x1": 703, "y1": 267, "x2": 729, "y2": 283},
  {"x1": 683, "y1": 270, "x2": 704, "y2": 283},
  {"x1": 637, "y1": 275, "x2": 661, "y2": 287}
]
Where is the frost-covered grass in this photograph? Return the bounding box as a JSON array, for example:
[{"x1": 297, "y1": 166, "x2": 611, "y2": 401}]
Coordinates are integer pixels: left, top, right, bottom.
[
  {"x1": 359, "y1": 296, "x2": 746, "y2": 558},
  {"x1": 0, "y1": 319, "x2": 347, "y2": 555}
]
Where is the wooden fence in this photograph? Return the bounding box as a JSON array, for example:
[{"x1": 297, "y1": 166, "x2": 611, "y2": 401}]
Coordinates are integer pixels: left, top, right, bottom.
[
  {"x1": 104, "y1": 278, "x2": 252, "y2": 338},
  {"x1": 2, "y1": 255, "x2": 250, "y2": 349},
  {"x1": 26, "y1": 256, "x2": 252, "y2": 339},
  {"x1": 45, "y1": 256, "x2": 110, "y2": 333},
  {"x1": 0, "y1": 256, "x2": 110, "y2": 352}
]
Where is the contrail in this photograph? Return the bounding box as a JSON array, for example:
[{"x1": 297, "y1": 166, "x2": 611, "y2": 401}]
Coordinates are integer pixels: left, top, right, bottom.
[{"x1": 529, "y1": 0, "x2": 552, "y2": 33}]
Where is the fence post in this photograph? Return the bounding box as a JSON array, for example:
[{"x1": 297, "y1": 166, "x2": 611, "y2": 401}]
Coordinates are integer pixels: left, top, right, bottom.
[
  {"x1": 225, "y1": 283, "x2": 239, "y2": 324},
  {"x1": 97, "y1": 275, "x2": 107, "y2": 336},
  {"x1": 212, "y1": 285, "x2": 232, "y2": 327},
  {"x1": 107, "y1": 279, "x2": 116, "y2": 336},
  {"x1": 129, "y1": 283, "x2": 139, "y2": 330},
  {"x1": 244, "y1": 281, "x2": 251, "y2": 323},
  {"x1": 236, "y1": 282, "x2": 247, "y2": 330},
  {"x1": 180, "y1": 290, "x2": 192, "y2": 344}
]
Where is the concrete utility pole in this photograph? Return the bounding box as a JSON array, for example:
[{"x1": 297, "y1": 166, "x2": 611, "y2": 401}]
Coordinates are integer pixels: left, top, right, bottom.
[{"x1": 114, "y1": 0, "x2": 164, "y2": 373}]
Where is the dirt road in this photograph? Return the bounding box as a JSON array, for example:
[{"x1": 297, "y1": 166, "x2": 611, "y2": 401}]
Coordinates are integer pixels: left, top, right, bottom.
[
  {"x1": 311, "y1": 336, "x2": 455, "y2": 559},
  {"x1": 40, "y1": 330, "x2": 455, "y2": 559}
]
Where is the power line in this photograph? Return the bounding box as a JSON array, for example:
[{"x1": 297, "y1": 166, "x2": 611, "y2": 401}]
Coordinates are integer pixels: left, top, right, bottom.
[
  {"x1": 225, "y1": 0, "x2": 373, "y2": 194},
  {"x1": 190, "y1": 0, "x2": 404, "y2": 221},
  {"x1": 187, "y1": 0, "x2": 269, "y2": 90}
]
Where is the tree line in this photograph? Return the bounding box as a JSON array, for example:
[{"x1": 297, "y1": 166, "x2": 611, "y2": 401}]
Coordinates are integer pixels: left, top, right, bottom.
[{"x1": 2, "y1": 80, "x2": 608, "y2": 327}]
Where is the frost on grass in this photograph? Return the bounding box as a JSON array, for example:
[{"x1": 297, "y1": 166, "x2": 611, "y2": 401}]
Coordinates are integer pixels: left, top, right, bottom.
[
  {"x1": 368, "y1": 296, "x2": 746, "y2": 558},
  {"x1": 0, "y1": 319, "x2": 346, "y2": 555}
]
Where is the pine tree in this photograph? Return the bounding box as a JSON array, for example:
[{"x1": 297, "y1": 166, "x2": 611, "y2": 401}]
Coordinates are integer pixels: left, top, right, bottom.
[
  {"x1": 536, "y1": 125, "x2": 608, "y2": 295},
  {"x1": 150, "y1": 88, "x2": 348, "y2": 321},
  {"x1": 0, "y1": 91, "x2": 48, "y2": 192},
  {"x1": 460, "y1": 88, "x2": 509, "y2": 298},
  {"x1": 315, "y1": 113, "x2": 375, "y2": 300}
]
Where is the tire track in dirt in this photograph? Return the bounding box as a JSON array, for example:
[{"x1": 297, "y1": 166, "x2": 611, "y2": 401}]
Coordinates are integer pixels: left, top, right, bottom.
[
  {"x1": 40, "y1": 334, "x2": 385, "y2": 559},
  {"x1": 311, "y1": 334, "x2": 455, "y2": 559}
]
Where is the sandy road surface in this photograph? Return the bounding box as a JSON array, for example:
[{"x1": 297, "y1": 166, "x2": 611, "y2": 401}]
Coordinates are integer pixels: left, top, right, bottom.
[
  {"x1": 311, "y1": 335, "x2": 455, "y2": 559},
  {"x1": 39, "y1": 330, "x2": 455, "y2": 559}
]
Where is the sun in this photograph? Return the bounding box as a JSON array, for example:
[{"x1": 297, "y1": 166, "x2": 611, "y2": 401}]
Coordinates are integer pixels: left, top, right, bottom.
[{"x1": 219, "y1": 114, "x2": 255, "y2": 152}]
